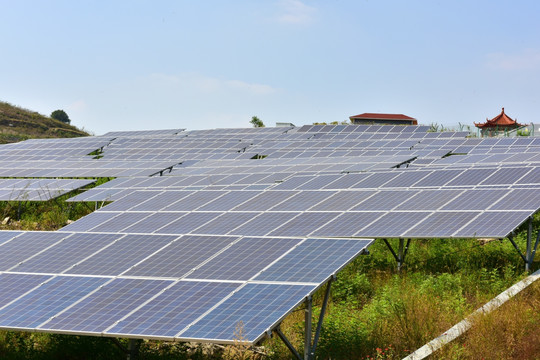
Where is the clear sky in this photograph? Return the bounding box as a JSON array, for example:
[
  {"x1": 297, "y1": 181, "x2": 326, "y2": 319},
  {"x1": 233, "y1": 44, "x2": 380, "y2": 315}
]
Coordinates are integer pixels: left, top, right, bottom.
[{"x1": 1, "y1": 0, "x2": 539, "y2": 135}]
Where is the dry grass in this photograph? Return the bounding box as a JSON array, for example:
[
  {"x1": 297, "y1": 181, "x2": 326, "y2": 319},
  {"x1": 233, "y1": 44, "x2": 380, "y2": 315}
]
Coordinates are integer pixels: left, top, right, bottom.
[{"x1": 436, "y1": 280, "x2": 540, "y2": 360}]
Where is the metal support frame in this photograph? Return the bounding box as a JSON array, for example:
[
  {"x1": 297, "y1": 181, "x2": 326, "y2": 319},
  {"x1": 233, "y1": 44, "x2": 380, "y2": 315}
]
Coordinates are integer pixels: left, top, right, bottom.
[
  {"x1": 274, "y1": 278, "x2": 333, "y2": 360},
  {"x1": 382, "y1": 238, "x2": 411, "y2": 272},
  {"x1": 507, "y1": 217, "x2": 540, "y2": 272}
]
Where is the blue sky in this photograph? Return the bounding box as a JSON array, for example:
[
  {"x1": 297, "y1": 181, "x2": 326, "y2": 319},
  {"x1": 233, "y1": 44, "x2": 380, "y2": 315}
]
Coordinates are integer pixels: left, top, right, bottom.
[{"x1": 1, "y1": 0, "x2": 539, "y2": 135}]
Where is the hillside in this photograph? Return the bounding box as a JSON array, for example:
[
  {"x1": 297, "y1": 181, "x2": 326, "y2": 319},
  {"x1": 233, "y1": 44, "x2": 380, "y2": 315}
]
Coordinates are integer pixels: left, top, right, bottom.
[{"x1": 0, "y1": 101, "x2": 90, "y2": 144}]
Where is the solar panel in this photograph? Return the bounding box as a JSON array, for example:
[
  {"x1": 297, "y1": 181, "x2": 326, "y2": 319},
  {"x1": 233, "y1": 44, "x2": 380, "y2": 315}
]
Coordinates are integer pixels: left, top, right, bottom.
[
  {"x1": 0, "y1": 273, "x2": 52, "y2": 308},
  {"x1": 453, "y1": 211, "x2": 533, "y2": 238},
  {"x1": 267, "y1": 212, "x2": 339, "y2": 237},
  {"x1": 106, "y1": 281, "x2": 240, "y2": 338},
  {"x1": 351, "y1": 190, "x2": 417, "y2": 211},
  {"x1": 255, "y1": 238, "x2": 373, "y2": 283},
  {"x1": 186, "y1": 237, "x2": 301, "y2": 281},
  {"x1": 402, "y1": 211, "x2": 480, "y2": 238},
  {"x1": 355, "y1": 212, "x2": 430, "y2": 237},
  {"x1": 0, "y1": 232, "x2": 69, "y2": 271},
  {"x1": 178, "y1": 283, "x2": 315, "y2": 342},
  {"x1": 65, "y1": 235, "x2": 177, "y2": 276},
  {"x1": 0, "y1": 276, "x2": 109, "y2": 329},
  {"x1": 10, "y1": 233, "x2": 123, "y2": 273},
  {"x1": 229, "y1": 212, "x2": 299, "y2": 236},
  {"x1": 39, "y1": 278, "x2": 172, "y2": 333},
  {"x1": 124, "y1": 235, "x2": 238, "y2": 278}
]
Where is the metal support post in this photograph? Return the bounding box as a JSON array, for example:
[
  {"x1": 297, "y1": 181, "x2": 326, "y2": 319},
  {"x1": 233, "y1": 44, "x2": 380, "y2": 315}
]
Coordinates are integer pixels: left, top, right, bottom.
[
  {"x1": 304, "y1": 296, "x2": 312, "y2": 360},
  {"x1": 383, "y1": 238, "x2": 411, "y2": 272},
  {"x1": 275, "y1": 327, "x2": 302, "y2": 360},
  {"x1": 310, "y1": 278, "x2": 333, "y2": 358},
  {"x1": 127, "y1": 339, "x2": 140, "y2": 360},
  {"x1": 526, "y1": 217, "x2": 532, "y2": 272}
]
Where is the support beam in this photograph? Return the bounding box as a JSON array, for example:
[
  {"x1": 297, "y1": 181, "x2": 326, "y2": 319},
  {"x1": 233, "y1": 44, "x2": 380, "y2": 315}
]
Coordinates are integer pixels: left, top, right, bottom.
[
  {"x1": 526, "y1": 217, "x2": 532, "y2": 272},
  {"x1": 275, "y1": 279, "x2": 334, "y2": 360},
  {"x1": 310, "y1": 278, "x2": 333, "y2": 357},
  {"x1": 304, "y1": 296, "x2": 312, "y2": 360},
  {"x1": 276, "y1": 327, "x2": 302, "y2": 360},
  {"x1": 382, "y1": 238, "x2": 411, "y2": 272}
]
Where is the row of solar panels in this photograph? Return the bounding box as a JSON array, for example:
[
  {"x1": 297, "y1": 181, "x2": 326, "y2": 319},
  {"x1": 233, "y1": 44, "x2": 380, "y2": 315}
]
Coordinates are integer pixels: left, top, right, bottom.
[
  {"x1": 0, "y1": 179, "x2": 93, "y2": 201},
  {"x1": 0, "y1": 230, "x2": 371, "y2": 343}
]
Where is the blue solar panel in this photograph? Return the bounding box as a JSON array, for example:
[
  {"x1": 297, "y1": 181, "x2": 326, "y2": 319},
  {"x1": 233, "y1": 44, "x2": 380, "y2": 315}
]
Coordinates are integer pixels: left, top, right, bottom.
[
  {"x1": 255, "y1": 238, "x2": 373, "y2": 283},
  {"x1": 0, "y1": 276, "x2": 107, "y2": 329},
  {"x1": 0, "y1": 273, "x2": 51, "y2": 308},
  {"x1": 125, "y1": 235, "x2": 238, "y2": 278},
  {"x1": 65, "y1": 234, "x2": 177, "y2": 276},
  {"x1": 351, "y1": 190, "x2": 417, "y2": 211},
  {"x1": 453, "y1": 211, "x2": 533, "y2": 238},
  {"x1": 191, "y1": 212, "x2": 260, "y2": 235},
  {"x1": 267, "y1": 212, "x2": 339, "y2": 237},
  {"x1": 402, "y1": 211, "x2": 480, "y2": 238},
  {"x1": 179, "y1": 283, "x2": 315, "y2": 342},
  {"x1": 0, "y1": 231, "x2": 22, "y2": 246},
  {"x1": 155, "y1": 212, "x2": 221, "y2": 234},
  {"x1": 187, "y1": 237, "x2": 301, "y2": 281},
  {"x1": 40, "y1": 278, "x2": 172, "y2": 333},
  {"x1": 0, "y1": 232, "x2": 69, "y2": 271},
  {"x1": 310, "y1": 212, "x2": 383, "y2": 237},
  {"x1": 229, "y1": 212, "x2": 299, "y2": 236},
  {"x1": 355, "y1": 211, "x2": 430, "y2": 237},
  {"x1": 11, "y1": 233, "x2": 123, "y2": 274},
  {"x1": 106, "y1": 281, "x2": 240, "y2": 338}
]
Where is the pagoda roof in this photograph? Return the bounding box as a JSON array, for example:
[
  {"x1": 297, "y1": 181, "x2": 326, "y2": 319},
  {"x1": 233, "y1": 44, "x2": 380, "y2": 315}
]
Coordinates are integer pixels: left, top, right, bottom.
[{"x1": 475, "y1": 108, "x2": 525, "y2": 128}]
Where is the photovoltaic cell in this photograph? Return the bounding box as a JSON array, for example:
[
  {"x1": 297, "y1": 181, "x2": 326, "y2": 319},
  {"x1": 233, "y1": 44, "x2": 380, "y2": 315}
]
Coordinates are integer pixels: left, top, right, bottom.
[
  {"x1": 59, "y1": 212, "x2": 120, "y2": 232},
  {"x1": 125, "y1": 235, "x2": 238, "y2": 278},
  {"x1": 480, "y1": 167, "x2": 532, "y2": 186},
  {"x1": 196, "y1": 191, "x2": 261, "y2": 211},
  {"x1": 163, "y1": 191, "x2": 228, "y2": 211},
  {"x1": 0, "y1": 276, "x2": 108, "y2": 329},
  {"x1": 187, "y1": 237, "x2": 301, "y2": 281},
  {"x1": 65, "y1": 234, "x2": 177, "y2": 276},
  {"x1": 489, "y1": 189, "x2": 540, "y2": 211},
  {"x1": 412, "y1": 169, "x2": 463, "y2": 187},
  {"x1": 267, "y1": 212, "x2": 339, "y2": 237},
  {"x1": 129, "y1": 191, "x2": 195, "y2": 211},
  {"x1": 229, "y1": 212, "x2": 300, "y2": 236},
  {"x1": 355, "y1": 211, "x2": 430, "y2": 237},
  {"x1": 122, "y1": 212, "x2": 183, "y2": 233},
  {"x1": 309, "y1": 212, "x2": 383, "y2": 237},
  {"x1": 0, "y1": 232, "x2": 69, "y2": 271},
  {"x1": 402, "y1": 211, "x2": 480, "y2": 238},
  {"x1": 351, "y1": 190, "x2": 416, "y2": 211},
  {"x1": 40, "y1": 278, "x2": 172, "y2": 333},
  {"x1": 267, "y1": 191, "x2": 336, "y2": 211},
  {"x1": 255, "y1": 238, "x2": 373, "y2": 283},
  {"x1": 106, "y1": 281, "x2": 240, "y2": 338},
  {"x1": 453, "y1": 211, "x2": 533, "y2": 238},
  {"x1": 0, "y1": 273, "x2": 52, "y2": 308},
  {"x1": 445, "y1": 168, "x2": 497, "y2": 186},
  {"x1": 89, "y1": 212, "x2": 153, "y2": 233},
  {"x1": 11, "y1": 233, "x2": 123, "y2": 274},
  {"x1": 231, "y1": 191, "x2": 298, "y2": 211},
  {"x1": 395, "y1": 190, "x2": 463, "y2": 210},
  {"x1": 191, "y1": 212, "x2": 258, "y2": 235},
  {"x1": 155, "y1": 212, "x2": 220, "y2": 234},
  {"x1": 0, "y1": 231, "x2": 22, "y2": 246},
  {"x1": 179, "y1": 283, "x2": 315, "y2": 342},
  {"x1": 441, "y1": 189, "x2": 509, "y2": 211}
]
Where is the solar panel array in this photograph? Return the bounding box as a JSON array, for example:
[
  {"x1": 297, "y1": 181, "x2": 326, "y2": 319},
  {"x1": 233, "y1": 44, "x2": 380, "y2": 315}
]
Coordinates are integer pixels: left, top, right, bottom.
[
  {"x1": 0, "y1": 231, "x2": 371, "y2": 343},
  {"x1": 1, "y1": 123, "x2": 540, "y2": 346},
  {"x1": 0, "y1": 179, "x2": 94, "y2": 201}
]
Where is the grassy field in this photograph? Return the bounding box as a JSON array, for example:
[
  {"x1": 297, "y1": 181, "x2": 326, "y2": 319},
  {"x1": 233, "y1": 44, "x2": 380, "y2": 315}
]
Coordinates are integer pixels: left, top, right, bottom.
[
  {"x1": 0, "y1": 192, "x2": 538, "y2": 359},
  {"x1": 0, "y1": 101, "x2": 89, "y2": 144}
]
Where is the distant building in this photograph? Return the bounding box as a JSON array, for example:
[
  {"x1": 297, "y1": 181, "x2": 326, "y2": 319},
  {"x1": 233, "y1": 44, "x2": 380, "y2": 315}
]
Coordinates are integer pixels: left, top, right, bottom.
[
  {"x1": 349, "y1": 113, "x2": 418, "y2": 125},
  {"x1": 474, "y1": 108, "x2": 525, "y2": 137}
]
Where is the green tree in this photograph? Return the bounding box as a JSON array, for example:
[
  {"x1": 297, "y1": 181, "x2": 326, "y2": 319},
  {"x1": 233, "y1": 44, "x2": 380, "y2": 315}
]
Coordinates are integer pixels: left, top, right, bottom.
[
  {"x1": 51, "y1": 109, "x2": 71, "y2": 124},
  {"x1": 250, "y1": 116, "x2": 265, "y2": 128}
]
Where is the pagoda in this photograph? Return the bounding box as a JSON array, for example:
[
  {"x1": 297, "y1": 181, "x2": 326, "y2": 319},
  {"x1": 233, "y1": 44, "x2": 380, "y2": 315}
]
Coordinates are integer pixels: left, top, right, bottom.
[{"x1": 474, "y1": 107, "x2": 525, "y2": 137}]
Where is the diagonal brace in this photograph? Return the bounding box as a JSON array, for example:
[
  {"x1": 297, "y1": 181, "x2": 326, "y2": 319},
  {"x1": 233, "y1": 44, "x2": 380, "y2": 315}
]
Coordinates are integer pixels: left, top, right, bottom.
[
  {"x1": 275, "y1": 327, "x2": 302, "y2": 360},
  {"x1": 508, "y1": 234, "x2": 528, "y2": 264}
]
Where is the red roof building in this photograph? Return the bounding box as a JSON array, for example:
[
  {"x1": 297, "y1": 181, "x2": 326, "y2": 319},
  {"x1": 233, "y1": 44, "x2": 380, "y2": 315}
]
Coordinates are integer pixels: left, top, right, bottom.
[
  {"x1": 349, "y1": 113, "x2": 418, "y2": 126},
  {"x1": 474, "y1": 108, "x2": 525, "y2": 137}
]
